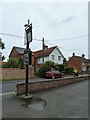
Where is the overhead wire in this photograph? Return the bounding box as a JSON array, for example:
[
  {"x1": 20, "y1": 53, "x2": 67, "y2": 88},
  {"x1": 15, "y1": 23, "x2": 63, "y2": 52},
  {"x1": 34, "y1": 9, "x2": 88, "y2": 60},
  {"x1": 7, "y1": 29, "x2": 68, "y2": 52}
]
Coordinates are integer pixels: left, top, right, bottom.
[
  {"x1": 45, "y1": 34, "x2": 89, "y2": 41},
  {"x1": 0, "y1": 32, "x2": 89, "y2": 41},
  {"x1": 45, "y1": 41, "x2": 82, "y2": 56},
  {"x1": 0, "y1": 32, "x2": 42, "y2": 41},
  {"x1": 0, "y1": 32, "x2": 87, "y2": 56}
]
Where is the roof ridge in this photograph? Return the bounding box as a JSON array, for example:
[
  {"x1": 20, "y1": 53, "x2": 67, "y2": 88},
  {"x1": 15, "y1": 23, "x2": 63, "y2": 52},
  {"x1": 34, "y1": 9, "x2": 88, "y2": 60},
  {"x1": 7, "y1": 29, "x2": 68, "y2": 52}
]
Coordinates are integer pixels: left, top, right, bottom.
[
  {"x1": 33, "y1": 46, "x2": 57, "y2": 53},
  {"x1": 13, "y1": 46, "x2": 25, "y2": 49},
  {"x1": 33, "y1": 46, "x2": 57, "y2": 58},
  {"x1": 75, "y1": 55, "x2": 87, "y2": 59}
]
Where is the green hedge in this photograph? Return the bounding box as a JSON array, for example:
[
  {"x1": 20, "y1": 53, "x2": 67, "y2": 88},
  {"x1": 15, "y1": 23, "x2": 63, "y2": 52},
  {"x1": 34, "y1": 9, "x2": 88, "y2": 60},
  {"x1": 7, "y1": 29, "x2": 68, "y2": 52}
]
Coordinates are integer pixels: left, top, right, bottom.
[
  {"x1": 64, "y1": 67, "x2": 74, "y2": 74},
  {"x1": 2, "y1": 58, "x2": 23, "y2": 68},
  {"x1": 36, "y1": 61, "x2": 74, "y2": 77}
]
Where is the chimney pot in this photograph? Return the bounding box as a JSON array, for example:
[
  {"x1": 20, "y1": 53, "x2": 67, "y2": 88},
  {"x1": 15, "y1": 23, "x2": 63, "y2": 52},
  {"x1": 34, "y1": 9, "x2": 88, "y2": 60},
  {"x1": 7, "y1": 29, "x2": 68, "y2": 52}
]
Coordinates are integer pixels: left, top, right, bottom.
[
  {"x1": 73, "y1": 53, "x2": 75, "y2": 56},
  {"x1": 82, "y1": 54, "x2": 85, "y2": 58}
]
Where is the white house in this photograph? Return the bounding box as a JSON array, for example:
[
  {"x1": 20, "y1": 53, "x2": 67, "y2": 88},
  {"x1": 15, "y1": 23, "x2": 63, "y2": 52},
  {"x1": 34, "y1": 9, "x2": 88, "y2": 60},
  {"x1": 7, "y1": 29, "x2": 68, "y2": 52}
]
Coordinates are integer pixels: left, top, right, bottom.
[{"x1": 33, "y1": 45, "x2": 64, "y2": 70}]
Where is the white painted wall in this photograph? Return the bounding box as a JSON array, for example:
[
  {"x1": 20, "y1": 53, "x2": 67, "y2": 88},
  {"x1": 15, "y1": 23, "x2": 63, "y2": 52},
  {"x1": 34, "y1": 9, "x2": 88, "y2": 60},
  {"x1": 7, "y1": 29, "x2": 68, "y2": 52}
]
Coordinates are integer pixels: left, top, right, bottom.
[
  {"x1": 49, "y1": 47, "x2": 64, "y2": 64},
  {"x1": 38, "y1": 56, "x2": 49, "y2": 64},
  {"x1": 38, "y1": 47, "x2": 64, "y2": 64}
]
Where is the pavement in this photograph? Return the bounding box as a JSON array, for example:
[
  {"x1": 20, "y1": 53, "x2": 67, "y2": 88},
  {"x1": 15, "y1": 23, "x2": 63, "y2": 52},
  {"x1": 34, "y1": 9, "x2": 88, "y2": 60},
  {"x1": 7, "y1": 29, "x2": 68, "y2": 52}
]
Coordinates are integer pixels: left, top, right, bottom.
[
  {"x1": 2, "y1": 80, "x2": 88, "y2": 118},
  {"x1": 1, "y1": 74, "x2": 89, "y2": 94}
]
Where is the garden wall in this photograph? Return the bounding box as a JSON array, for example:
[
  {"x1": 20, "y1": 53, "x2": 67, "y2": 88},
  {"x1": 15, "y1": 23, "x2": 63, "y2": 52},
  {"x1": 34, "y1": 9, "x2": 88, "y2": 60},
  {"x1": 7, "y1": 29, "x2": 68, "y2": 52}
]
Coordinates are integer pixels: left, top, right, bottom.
[
  {"x1": 0, "y1": 67, "x2": 34, "y2": 80},
  {"x1": 16, "y1": 75, "x2": 89, "y2": 96}
]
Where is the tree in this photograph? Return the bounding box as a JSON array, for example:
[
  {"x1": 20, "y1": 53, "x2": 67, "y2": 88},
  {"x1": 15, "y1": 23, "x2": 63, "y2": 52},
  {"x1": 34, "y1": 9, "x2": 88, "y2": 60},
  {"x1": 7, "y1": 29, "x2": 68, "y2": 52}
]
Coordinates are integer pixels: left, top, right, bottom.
[
  {"x1": 2, "y1": 58, "x2": 23, "y2": 68},
  {"x1": 38, "y1": 61, "x2": 55, "y2": 77},
  {"x1": 0, "y1": 37, "x2": 5, "y2": 61},
  {"x1": 63, "y1": 58, "x2": 67, "y2": 67}
]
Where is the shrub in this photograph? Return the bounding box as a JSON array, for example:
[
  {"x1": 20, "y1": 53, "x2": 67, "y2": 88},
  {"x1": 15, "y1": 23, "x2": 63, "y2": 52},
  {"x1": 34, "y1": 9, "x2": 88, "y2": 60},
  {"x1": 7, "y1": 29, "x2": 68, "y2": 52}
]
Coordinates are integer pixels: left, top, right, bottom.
[
  {"x1": 2, "y1": 58, "x2": 23, "y2": 68},
  {"x1": 39, "y1": 63, "x2": 51, "y2": 77},
  {"x1": 38, "y1": 61, "x2": 54, "y2": 77},
  {"x1": 64, "y1": 67, "x2": 74, "y2": 74}
]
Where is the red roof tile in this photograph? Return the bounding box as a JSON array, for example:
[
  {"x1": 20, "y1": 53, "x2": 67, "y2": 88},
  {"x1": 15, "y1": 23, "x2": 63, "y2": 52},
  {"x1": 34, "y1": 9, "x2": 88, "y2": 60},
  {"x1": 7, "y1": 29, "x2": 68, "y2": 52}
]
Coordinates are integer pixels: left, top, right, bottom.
[{"x1": 33, "y1": 46, "x2": 57, "y2": 58}]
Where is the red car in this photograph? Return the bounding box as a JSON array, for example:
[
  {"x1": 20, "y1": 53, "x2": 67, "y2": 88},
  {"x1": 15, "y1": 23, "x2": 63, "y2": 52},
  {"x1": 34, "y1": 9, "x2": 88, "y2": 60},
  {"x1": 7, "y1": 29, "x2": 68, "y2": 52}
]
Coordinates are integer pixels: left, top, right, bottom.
[{"x1": 45, "y1": 70, "x2": 64, "y2": 79}]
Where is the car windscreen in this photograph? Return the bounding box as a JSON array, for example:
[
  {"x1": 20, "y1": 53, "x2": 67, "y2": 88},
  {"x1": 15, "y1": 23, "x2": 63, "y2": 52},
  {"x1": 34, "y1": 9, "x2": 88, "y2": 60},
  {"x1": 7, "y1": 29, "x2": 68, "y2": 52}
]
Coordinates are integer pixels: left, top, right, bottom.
[{"x1": 53, "y1": 70, "x2": 60, "y2": 73}]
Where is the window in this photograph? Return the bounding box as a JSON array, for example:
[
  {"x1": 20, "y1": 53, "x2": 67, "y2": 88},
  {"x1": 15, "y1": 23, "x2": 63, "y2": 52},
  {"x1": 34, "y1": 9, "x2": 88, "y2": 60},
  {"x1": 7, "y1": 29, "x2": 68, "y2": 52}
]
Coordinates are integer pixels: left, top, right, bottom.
[
  {"x1": 51, "y1": 55, "x2": 54, "y2": 60},
  {"x1": 38, "y1": 58, "x2": 40, "y2": 62},
  {"x1": 58, "y1": 56, "x2": 61, "y2": 61}
]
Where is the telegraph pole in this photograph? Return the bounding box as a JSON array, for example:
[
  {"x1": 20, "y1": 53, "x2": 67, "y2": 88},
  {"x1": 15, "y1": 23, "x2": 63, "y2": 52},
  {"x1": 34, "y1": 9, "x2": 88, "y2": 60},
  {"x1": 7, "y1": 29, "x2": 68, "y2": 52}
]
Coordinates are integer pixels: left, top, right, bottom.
[
  {"x1": 42, "y1": 37, "x2": 44, "y2": 63},
  {"x1": 24, "y1": 20, "x2": 32, "y2": 96}
]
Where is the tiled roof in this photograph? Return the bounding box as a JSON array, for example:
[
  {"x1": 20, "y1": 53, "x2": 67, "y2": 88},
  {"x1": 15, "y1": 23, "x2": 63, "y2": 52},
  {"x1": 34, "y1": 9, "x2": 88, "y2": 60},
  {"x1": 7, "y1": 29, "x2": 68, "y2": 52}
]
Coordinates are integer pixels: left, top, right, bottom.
[
  {"x1": 14, "y1": 46, "x2": 25, "y2": 55},
  {"x1": 76, "y1": 56, "x2": 88, "y2": 63},
  {"x1": 33, "y1": 46, "x2": 57, "y2": 58},
  {"x1": 12, "y1": 46, "x2": 63, "y2": 58}
]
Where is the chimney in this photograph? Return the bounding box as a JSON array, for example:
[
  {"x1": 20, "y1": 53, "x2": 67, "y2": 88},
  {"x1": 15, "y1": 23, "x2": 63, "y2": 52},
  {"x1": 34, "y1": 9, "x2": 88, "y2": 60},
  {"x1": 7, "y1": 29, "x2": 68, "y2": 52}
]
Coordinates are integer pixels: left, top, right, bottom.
[
  {"x1": 73, "y1": 53, "x2": 75, "y2": 56},
  {"x1": 82, "y1": 54, "x2": 85, "y2": 58},
  {"x1": 44, "y1": 45, "x2": 48, "y2": 50}
]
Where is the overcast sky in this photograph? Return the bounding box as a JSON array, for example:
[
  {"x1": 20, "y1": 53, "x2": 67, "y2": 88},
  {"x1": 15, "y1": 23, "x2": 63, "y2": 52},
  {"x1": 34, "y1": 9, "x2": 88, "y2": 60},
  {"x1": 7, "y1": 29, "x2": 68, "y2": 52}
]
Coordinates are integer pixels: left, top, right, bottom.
[{"x1": 0, "y1": 1, "x2": 88, "y2": 61}]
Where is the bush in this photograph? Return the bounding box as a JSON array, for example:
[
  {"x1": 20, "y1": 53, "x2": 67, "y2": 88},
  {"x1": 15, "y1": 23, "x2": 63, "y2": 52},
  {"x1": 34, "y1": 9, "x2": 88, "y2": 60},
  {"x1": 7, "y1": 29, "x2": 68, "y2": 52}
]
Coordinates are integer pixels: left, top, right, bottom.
[
  {"x1": 64, "y1": 67, "x2": 74, "y2": 75},
  {"x1": 39, "y1": 63, "x2": 51, "y2": 77},
  {"x1": 38, "y1": 61, "x2": 54, "y2": 77},
  {"x1": 37, "y1": 61, "x2": 74, "y2": 77},
  {"x1": 55, "y1": 64, "x2": 65, "y2": 72},
  {"x1": 2, "y1": 58, "x2": 23, "y2": 68}
]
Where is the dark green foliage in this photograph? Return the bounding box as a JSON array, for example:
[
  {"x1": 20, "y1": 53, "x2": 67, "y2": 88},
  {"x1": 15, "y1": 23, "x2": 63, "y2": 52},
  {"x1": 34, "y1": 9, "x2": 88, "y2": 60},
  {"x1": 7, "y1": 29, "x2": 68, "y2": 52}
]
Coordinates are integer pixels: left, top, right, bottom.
[
  {"x1": 0, "y1": 38, "x2": 5, "y2": 50},
  {"x1": 86, "y1": 65, "x2": 90, "y2": 73},
  {"x1": 64, "y1": 67, "x2": 74, "y2": 74},
  {"x1": 45, "y1": 61, "x2": 54, "y2": 68},
  {"x1": 39, "y1": 64, "x2": 51, "y2": 77},
  {"x1": 37, "y1": 60, "x2": 74, "y2": 77},
  {"x1": 34, "y1": 70, "x2": 40, "y2": 76},
  {"x1": 0, "y1": 38, "x2": 5, "y2": 61},
  {"x1": 1, "y1": 42, "x2": 5, "y2": 49},
  {"x1": 2, "y1": 56, "x2": 6, "y2": 61},
  {"x1": 18, "y1": 57, "x2": 24, "y2": 68},
  {"x1": 55, "y1": 64, "x2": 65, "y2": 72},
  {"x1": 63, "y1": 58, "x2": 67, "y2": 66},
  {"x1": 2, "y1": 58, "x2": 23, "y2": 68},
  {"x1": 39, "y1": 61, "x2": 54, "y2": 77}
]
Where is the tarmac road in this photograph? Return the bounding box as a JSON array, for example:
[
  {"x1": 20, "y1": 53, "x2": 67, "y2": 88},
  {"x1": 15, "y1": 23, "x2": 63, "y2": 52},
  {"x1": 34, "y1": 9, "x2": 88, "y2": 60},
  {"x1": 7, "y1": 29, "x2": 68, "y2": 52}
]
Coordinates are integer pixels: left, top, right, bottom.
[
  {"x1": 2, "y1": 80, "x2": 88, "y2": 118},
  {"x1": 1, "y1": 74, "x2": 88, "y2": 94}
]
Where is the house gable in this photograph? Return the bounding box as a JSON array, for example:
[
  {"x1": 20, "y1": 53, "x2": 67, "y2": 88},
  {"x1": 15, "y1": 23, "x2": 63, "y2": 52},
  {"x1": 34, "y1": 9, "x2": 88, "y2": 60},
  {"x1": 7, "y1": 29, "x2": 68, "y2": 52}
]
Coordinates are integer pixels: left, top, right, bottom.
[
  {"x1": 49, "y1": 47, "x2": 64, "y2": 64},
  {"x1": 67, "y1": 54, "x2": 88, "y2": 72},
  {"x1": 9, "y1": 47, "x2": 20, "y2": 59},
  {"x1": 68, "y1": 56, "x2": 82, "y2": 72}
]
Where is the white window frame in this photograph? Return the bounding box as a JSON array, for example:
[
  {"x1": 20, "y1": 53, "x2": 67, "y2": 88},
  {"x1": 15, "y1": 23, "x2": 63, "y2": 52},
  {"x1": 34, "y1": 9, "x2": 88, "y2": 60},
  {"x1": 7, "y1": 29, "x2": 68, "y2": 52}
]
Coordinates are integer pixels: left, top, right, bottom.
[
  {"x1": 58, "y1": 56, "x2": 61, "y2": 61},
  {"x1": 38, "y1": 58, "x2": 40, "y2": 62},
  {"x1": 51, "y1": 55, "x2": 54, "y2": 60}
]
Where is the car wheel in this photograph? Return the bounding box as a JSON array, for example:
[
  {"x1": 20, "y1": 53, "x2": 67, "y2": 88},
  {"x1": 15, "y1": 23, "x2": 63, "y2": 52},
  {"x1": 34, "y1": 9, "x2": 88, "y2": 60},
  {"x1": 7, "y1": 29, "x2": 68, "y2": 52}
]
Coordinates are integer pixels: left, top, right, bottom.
[{"x1": 52, "y1": 76, "x2": 55, "y2": 79}]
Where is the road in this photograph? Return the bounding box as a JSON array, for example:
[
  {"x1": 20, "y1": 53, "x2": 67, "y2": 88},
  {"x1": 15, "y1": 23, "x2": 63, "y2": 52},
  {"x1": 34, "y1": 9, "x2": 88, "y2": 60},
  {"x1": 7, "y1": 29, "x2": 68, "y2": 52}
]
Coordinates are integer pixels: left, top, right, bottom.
[
  {"x1": 1, "y1": 76, "x2": 71, "y2": 94},
  {"x1": 2, "y1": 80, "x2": 88, "y2": 118},
  {"x1": 1, "y1": 78, "x2": 48, "y2": 94},
  {"x1": 1, "y1": 74, "x2": 88, "y2": 94}
]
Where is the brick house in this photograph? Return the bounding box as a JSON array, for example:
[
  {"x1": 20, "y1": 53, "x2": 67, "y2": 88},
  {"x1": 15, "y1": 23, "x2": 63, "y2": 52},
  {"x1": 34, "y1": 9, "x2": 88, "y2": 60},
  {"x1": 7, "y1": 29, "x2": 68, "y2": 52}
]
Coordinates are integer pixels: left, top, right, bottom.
[
  {"x1": 33, "y1": 45, "x2": 64, "y2": 70},
  {"x1": 9, "y1": 46, "x2": 34, "y2": 66},
  {"x1": 67, "y1": 53, "x2": 89, "y2": 73}
]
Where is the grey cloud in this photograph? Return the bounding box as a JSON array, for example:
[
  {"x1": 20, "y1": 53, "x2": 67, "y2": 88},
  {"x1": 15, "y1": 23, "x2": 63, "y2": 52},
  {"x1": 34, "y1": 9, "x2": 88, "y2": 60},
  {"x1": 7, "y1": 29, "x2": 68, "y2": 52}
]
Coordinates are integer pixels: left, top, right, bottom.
[
  {"x1": 60, "y1": 16, "x2": 77, "y2": 24},
  {"x1": 52, "y1": 16, "x2": 77, "y2": 28}
]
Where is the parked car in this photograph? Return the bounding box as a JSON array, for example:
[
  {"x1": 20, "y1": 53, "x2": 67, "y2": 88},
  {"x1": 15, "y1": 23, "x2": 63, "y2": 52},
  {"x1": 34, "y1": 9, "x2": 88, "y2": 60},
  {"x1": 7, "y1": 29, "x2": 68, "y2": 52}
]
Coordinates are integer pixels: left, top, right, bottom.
[{"x1": 45, "y1": 70, "x2": 64, "y2": 79}]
